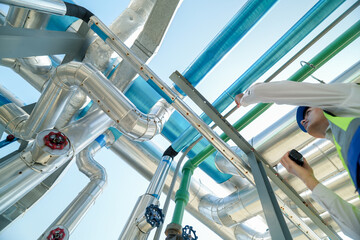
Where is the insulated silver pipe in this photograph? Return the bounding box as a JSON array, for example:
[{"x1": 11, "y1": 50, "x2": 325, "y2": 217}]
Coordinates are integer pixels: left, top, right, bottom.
[
  {"x1": 5, "y1": 6, "x2": 50, "y2": 29},
  {"x1": 120, "y1": 153, "x2": 176, "y2": 239},
  {"x1": 146, "y1": 156, "x2": 173, "y2": 196},
  {"x1": 119, "y1": 194, "x2": 159, "y2": 240},
  {"x1": 60, "y1": 109, "x2": 114, "y2": 155},
  {"x1": 59, "y1": 62, "x2": 162, "y2": 141},
  {"x1": 0, "y1": 84, "x2": 25, "y2": 107},
  {"x1": 0, "y1": 6, "x2": 54, "y2": 94},
  {"x1": 109, "y1": 0, "x2": 181, "y2": 90},
  {"x1": 199, "y1": 186, "x2": 260, "y2": 227},
  {"x1": 0, "y1": 0, "x2": 66, "y2": 15},
  {"x1": 14, "y1": 74, "x2": 74, "y2": 139},
  {"x1": 84, "y1": 0, "x2": 156, "y2": 72},
  {"x1": 0, "y1": 130, "x2": 74, "y2": 214},
  {"x1": 88, "y1": 17, "x2": 321, "y2": 239},
  {"x1": 234, "y1": 223, "x2": 270, "y2": 240},
  {"x1": 0, "y1": 102, "x2": 29, "y2": 135},
  {"x1": 0, "y1": 61, "x2": 164, "y2": 141},
  {"x1": 39, "y1": 133, "x2": 110, "y2": 240},
  {"x1": 0, "y1": 58, "x2": 52, "y2": 92},
  {"x1": 0, "y1": 107, "x2": 113, "y2": 215}
]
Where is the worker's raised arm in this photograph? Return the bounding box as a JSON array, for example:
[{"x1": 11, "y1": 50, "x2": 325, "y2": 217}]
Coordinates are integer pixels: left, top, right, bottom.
[{"x1": 235, "y1": 81, "x2": 360, "y2": 117}]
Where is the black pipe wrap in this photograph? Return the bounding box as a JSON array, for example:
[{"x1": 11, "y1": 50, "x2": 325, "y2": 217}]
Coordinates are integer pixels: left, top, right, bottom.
[
  {"x1": 163, "y1": 146, "x2": 178, "y2": 158},
  {"x1": 64, "y1": 2, "x2": 94, "y2": 23}
]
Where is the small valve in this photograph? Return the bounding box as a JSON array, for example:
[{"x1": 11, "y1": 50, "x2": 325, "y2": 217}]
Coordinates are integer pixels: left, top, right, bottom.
[
  {"x1": 182, "y1": 225, "x2": 198, "y2": 240},
  {"x1": 47, "y1": 227, "x2": 66, "y2": 240},
  {"x1": 6, "y1": 134, "x2": 15, "y2": 141},
  {"x1": 44, "y1": 132, "x2": 68, "y2": 150},
  {"x1": 145, "y1": 204, "x2": 164, "y2": 228}
]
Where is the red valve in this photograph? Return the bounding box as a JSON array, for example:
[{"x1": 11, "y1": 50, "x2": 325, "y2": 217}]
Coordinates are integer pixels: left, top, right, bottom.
[
  {"x1": 43, "y1": 132, "x2": 68, "y2": 150},
  {"x1": 47, "y1": 227, "x2": 66, "y2": 240},
  {"x1": 6, "y1": 134, "x2": 15, "y2": 141}
]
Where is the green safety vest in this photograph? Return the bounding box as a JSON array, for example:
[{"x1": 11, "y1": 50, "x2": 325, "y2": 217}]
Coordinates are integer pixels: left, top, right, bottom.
[{"x1": 324, "y1": 112, "x2": 360, "y2": 191}]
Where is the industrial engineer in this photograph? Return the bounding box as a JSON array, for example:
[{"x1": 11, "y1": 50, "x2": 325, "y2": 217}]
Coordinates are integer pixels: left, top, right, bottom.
[{"x1": 235, "y1": 80, "x2": 360, "y2": 239}]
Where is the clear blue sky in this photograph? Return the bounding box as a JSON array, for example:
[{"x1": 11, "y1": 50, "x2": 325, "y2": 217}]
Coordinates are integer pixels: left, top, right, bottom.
[{"x1": 0, "y1": 0, "x2": 359, "y2": 239}]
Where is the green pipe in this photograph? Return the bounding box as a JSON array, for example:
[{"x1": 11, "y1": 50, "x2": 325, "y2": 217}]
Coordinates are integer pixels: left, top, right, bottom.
[
  {"x1": 171, "y1": 165, "x2": 194, "y2": 225},
  {"x1": 171, "y1": 19, "x2": 360, "y2": 226}
]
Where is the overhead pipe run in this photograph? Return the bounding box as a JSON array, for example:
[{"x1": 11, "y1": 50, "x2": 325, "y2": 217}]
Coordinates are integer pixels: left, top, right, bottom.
[
  {"x1": 171, "y1": 0, "x2": 346, "y2": 154},
  {"x1": 61, "y1": 0, "x2": 177, "y2": 131},
  {"x1": 188, "y1": 18, "x2": 360, "y2": 183},
  {"x1": 175, "y1": 0, "x2": 278, "y2": 95},
  {"x1": 0, "y1": 0, "x2": 67, "y2": 16},
  {"x1": 82, "y1": 11, "x2": 337, "y2": 240},
  {"x1": 168, "y1": 17, "x2": 360, "y2": 240},
  {"x1": 0, "y1": 61, "x2": 165, "y2": 141},
  {"x1": 1, "y1": 1, "x2": 358, "y2": 239},
  {"x1": 0, "y1": 5, "x2": 88, "y2": 131},
  {"x1": 5, "y1": 6, "x2": 51, "y2": 29},
  {"x1": 60, "y1": 0, "x2": 159, "y2": 128}
]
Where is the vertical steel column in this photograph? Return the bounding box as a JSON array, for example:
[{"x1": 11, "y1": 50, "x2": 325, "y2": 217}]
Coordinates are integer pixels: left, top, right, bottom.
[{"x1": 246, "y1": 152, "x2": 291, "y2": 240}]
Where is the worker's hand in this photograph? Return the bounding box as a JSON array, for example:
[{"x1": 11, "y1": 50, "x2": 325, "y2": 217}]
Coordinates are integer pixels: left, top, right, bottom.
[
  {"x1": 280, "y1": 151, "x2": 319, "y2": 190},
  {"x1": 235, "y1": 93, "x2": 244, "y2": 108}
]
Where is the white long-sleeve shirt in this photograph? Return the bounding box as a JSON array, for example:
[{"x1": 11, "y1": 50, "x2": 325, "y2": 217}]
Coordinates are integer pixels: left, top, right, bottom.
[
  {"x1": 240, "y1": 81, "x2": 360, "y2": 239},
  {"x1": 312, "y1": 184, "x2": 360, "y2": 239},
  {"x1": 240, "y1": 81, "x2": 360, "y2": 117}
]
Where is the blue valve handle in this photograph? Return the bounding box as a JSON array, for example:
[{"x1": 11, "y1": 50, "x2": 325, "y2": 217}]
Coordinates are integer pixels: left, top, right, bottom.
[
  {"x1": 145, "y1": 204, "x2": 164, "y2": 228},
  {"x1": 182, "y1": 225, "x2": 198, "y2": 240}
]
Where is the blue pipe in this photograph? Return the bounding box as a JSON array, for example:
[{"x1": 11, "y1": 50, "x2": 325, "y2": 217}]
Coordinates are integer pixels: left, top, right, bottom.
[
  {"x1": 170, "y1": 0, "x2": 345, "y2": 153},
  {"x1": 174, "y1": 0, "x2": 278, "y2": 95},
  {"x1": 0, "y1": 94, "x2": 11, "y2": 107},
  {"x1": 46, "y1": 0, "x2": 78, "y2": 31}
]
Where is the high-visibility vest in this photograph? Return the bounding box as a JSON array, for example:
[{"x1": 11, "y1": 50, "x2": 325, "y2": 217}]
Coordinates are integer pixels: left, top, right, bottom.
[{"x1": 324, "y1": 113, "x2": 360, "y2": 192}]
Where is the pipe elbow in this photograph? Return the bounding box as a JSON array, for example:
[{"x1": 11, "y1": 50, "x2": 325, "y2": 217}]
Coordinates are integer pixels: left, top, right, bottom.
[
  {"x1": 53, "y1": 62, "x2": 90, "y2": 89},
  {"x1": 117, "y1": 110, "x2": 162, "y2": 141},
  {"x1": 182, "y1": 161, "x2": 196, "y2": 173},
  {"x1": 76, "y1": 144, "x2": 107, "y2": 183}
]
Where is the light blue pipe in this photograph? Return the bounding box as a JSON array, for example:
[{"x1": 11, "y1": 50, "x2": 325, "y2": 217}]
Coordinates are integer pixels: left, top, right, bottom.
[
  {"x1": 170, "y1": 0, "x2": 345, "y2": 152},
  {"x1": 174, "y1": 0, "x2": 278, "y2": 95},
  {"x1": 126, "y1": 0, "x2": 277, "y2": 140},
  {"x1": 46, "y1": 0, "x2": 78, "y2": 31}
]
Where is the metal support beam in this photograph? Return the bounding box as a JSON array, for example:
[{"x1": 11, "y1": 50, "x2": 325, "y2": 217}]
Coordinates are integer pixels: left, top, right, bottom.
[
  {"x1": 170, "y1": 70, "x2": 341, "y2": 240},
  {"x1": 0, "y1": 26, "x2": 85, "y2": 58},
  {"x1": 247, "y1": 152, "x2": 291, "y2": 240}
]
